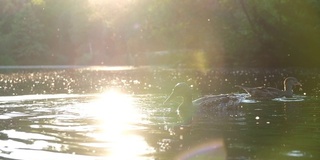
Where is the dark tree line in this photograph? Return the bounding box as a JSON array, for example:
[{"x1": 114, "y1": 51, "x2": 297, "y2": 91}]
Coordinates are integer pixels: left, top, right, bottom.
[{"x1": 0, "y1": 0, "x2": 319, "y2": 67}]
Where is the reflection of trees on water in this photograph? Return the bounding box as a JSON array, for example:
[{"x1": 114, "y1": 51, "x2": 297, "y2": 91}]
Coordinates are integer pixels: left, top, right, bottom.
[
  {"x1": 224, "y1": 101, "x2": 319, "y2": 159},
  {"x1": 144, "y1": 97, "x2": 320, "y2": 159},
  {"x1": 145, "y1": 107, "x2": 246, "y2": 159}
]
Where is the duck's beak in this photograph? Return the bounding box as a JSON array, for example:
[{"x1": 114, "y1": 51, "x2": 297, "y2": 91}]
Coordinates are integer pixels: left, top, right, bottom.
[
  {"x1": 295, "y1": 81, "x2": 302, "y2": 86},
  {"x1": 163, "y1": 92, "x2": 175, "y2": 104}
]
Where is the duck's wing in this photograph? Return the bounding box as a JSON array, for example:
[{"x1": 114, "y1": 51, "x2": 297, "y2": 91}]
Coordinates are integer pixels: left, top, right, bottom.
[
  {"x1": 193, "y1": 94, "x2": 245, "y2": 110},
  {"x1": 236, "y1": 85, "x2": 262, "y2": 95},
  {"x1": 236, "y1": 85, "x2": 283, "y2": 99}
]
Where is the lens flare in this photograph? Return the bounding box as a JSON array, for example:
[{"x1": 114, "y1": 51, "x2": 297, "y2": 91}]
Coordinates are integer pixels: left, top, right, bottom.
[
  {"x1": 176, "y1": 139, "x2": 226, "y2": 160},
  {"x1": 193, "y1": 50, "x2": 209, "y2": 72}
]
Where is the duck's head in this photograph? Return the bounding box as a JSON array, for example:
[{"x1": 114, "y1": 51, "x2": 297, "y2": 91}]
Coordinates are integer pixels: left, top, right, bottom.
[
  {"x1": 284, "y1": 77, "x2": 302, "y2": 88},
  {"x1": 163, "y1": 82, "x2": 192, "y2": 104}
]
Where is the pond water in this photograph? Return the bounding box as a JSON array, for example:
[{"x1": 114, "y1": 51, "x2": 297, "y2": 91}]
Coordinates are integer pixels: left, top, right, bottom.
[{"x1": 0, "y1": 66, "x2": 319, "y2": 160}]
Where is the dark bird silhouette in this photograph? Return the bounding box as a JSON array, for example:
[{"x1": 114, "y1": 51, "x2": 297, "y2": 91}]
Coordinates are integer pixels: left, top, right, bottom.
[
  {"x1": 164, "y1": 82, "x2": 245, "y2": 122},
  {"x1": 236, "y1": 77, "x2": 302, "y2": 100}
]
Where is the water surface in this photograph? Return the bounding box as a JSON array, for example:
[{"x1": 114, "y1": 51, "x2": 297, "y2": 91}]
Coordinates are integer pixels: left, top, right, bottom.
[{"x1": 0, "y1": 66, "x2": 319, "y2": 160}]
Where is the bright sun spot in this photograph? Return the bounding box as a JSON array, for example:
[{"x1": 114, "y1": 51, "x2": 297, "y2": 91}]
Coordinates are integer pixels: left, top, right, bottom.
[
  {"x1": 88, "y1": 0, "x2": 134, "y2": 22},
  {"x1": 94, "y1": 89, "x2": 138, "y2": 129},
  {"x1": 88, "y1": 0, "x2": 132, "y2": 7},
  {"x1": 86, "y1": 89, "x2": 154, "y2": 159}
]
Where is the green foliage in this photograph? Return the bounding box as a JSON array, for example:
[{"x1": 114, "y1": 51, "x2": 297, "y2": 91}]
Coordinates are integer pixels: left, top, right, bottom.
[
  {"x1": 0, "y1": 54, "x2": 16, "y2": 65},
  {"x1": 0, "y1": 0, "x2": 48, "y2": 64},
  {"x1": 0, "y1": 0, "x2": 319, "y2": 67}
]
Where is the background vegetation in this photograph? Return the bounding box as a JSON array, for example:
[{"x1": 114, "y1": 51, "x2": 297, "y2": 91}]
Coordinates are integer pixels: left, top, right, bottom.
[{"x1": 0, "y1": 0, "x2": 319, "y2": 67}]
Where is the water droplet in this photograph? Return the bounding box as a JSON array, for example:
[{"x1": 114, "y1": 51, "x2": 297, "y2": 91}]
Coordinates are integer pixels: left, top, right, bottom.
[{"x1": 286, "y1": 150, "x2": 304, "y2": 157}]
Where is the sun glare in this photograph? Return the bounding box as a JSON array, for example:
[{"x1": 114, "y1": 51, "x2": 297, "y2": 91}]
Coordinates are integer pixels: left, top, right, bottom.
[
  {"x1": 87, "y1": 89, "x2": 154, "y2": 158},
  {"x1": 88, "y1": 0, "x2": 135, "y2": 22},
  {"x1": 88, "y1": 0, "x2": 133, "y2": 7},
  {"x1": 94, "y1": 90, "x2": 139, "y2": 135}
]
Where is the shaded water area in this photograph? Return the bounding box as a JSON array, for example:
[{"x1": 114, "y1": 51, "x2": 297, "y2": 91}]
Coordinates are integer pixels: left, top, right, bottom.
[{"x1": 0, "y1": 66, "x2": 319, "y2": 160}]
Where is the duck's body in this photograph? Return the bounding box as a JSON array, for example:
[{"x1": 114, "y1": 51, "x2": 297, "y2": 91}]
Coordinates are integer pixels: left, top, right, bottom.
[
  {"x1": 236, "y1": 77, "x2": 302, "y2": 100},
  {"x1": 164, "y1": 83, "x2": 244, "y2": 121},
  {"x1": 192, "y1": 94, "x2": 244, "y2": 110}
]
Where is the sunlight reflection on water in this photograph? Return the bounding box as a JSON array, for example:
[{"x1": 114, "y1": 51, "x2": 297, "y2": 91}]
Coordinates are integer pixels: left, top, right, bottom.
[
  {"x1": 82, "y1": 89, "x2": 155, "y2": 159},
  {"x1": 0, "y1": 90, "x2": 155, "y2": 159},
  {"x1": 0, "y1": 68, "x2": 319, "y2": 159}
]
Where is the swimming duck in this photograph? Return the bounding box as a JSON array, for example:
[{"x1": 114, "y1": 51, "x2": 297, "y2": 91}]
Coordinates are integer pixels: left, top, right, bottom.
[
  {"x1": 236, "y1": 77, "x2": 302, "y2": 100},
  {"x1": 163, "y1": 82, "x2": 245, "y2": 121}
]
